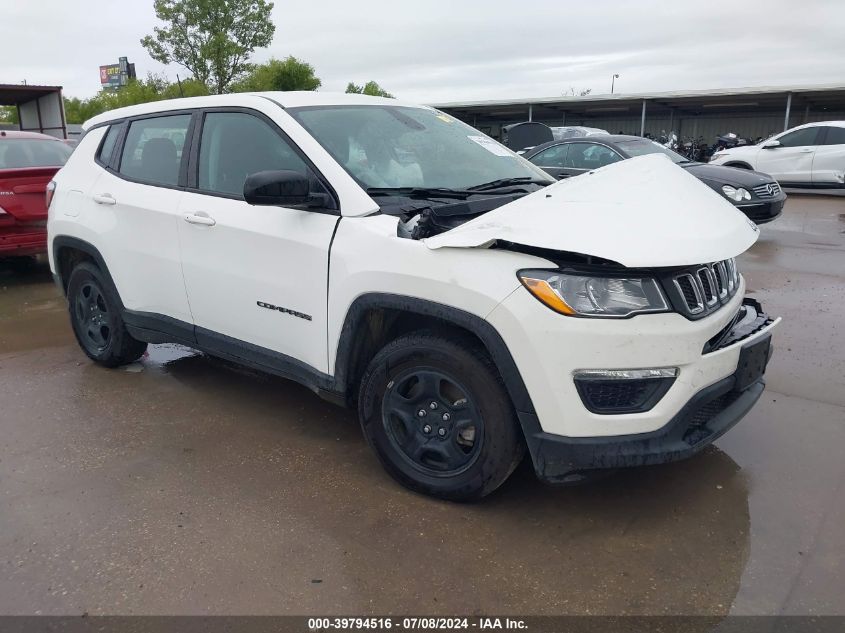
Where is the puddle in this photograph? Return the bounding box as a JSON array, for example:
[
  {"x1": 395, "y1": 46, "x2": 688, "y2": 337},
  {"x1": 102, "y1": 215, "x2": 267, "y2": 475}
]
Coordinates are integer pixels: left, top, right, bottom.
[{"x1": 139, "y1": 343, "x2": 201, "y2": 371}]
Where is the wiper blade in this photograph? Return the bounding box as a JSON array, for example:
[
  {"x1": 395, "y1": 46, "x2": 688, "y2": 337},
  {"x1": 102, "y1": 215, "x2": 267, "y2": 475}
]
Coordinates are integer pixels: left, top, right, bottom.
[
  {"x1": 467, "y1": 177, "x2": 553, "y2": 191},
  {"x1": 366, "y1": 187, "x2": 473, "y2": 200}
]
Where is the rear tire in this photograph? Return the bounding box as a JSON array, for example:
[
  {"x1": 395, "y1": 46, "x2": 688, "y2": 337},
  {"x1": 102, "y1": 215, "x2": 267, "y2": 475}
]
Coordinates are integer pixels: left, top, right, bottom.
[
  {"x1": 66, "y1": 262, "x2": 147, "y2": 367},
  {"x1": 358, "y1": 331, "x2": 524, "y2": 501}
]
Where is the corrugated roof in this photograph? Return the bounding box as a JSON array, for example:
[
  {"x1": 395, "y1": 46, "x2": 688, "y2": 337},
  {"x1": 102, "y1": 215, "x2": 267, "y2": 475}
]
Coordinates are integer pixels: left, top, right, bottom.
[{"x1": 431, "y1": 83, "x2": 845, "y2": 109}]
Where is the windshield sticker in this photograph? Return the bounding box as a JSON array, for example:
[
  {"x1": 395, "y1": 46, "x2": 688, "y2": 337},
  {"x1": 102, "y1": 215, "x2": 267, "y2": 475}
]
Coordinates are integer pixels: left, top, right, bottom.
[
  {"x1": 467, "y1": 135, "x2": 512, "y2": 157},
  {"x1": 435, "y1": 113, "x2": 454, "y2": 123}
]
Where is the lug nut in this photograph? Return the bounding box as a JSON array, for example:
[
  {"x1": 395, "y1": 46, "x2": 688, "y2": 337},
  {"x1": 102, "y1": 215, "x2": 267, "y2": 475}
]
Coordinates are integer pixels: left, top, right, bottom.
[
  {"x1": 429, "y1": 401, "x2": 438, "y2": 410},
  {"x1": 422, "y1": 424, "x2": 432, "y2": 434},
  {"x1": 442, "y1": 413, "x2": 450, "y2": 422},
  {"x1": 417, "y1": 409, "x2": 426, "y2": 418},
  {"x1": 437, "y1": 428, "x2": 447, "y2": 437}
]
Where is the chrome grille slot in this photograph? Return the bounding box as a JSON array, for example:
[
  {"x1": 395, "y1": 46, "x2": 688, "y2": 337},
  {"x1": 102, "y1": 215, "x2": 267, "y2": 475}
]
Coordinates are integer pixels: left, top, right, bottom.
[
  {"x1": 697, "y1": 268, "x2": 717, "y2": 306},
  {"x1": 752, "y1": 182, "x2": 781, "y2": 198},
  {"x1": 667, "y1": 258, "x2": 739, "y2": 319},
  {"x1": 713, "y1": 261, "x2": 728, "y2": 299},
  {"x1": 674, "y1": 274, "x2": 704, "y2": 314}
]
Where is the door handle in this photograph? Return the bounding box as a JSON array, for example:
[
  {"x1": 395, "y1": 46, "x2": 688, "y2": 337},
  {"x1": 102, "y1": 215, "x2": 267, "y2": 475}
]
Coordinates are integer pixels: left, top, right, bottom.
[
  {"x1": 184, "y1": 212, "x2": 216, "y2": 227},
  {"x1": 93, "y1": 193, "x2": 116, "y2": 205},
  {"x1": 800, "y1": 148, "x2": 814, "y2": 153}
]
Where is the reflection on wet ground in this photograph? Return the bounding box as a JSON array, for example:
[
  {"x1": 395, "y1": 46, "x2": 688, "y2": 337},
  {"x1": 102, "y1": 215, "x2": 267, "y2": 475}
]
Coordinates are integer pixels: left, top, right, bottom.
[{"x1": 0, "y1": 194, "x2": 843, "y2": 615}]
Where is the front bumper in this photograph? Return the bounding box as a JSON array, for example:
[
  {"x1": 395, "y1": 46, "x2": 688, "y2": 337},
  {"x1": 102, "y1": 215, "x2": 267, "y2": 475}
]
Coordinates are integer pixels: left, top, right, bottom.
[
  {"x1": 486, "y1": 282, "x2": 779, "y2": 483},
  {"x1": 735, "y1": 195, "x2": 786, "y2": 224},
  {"x1": 521, "y1": 341, "x2": 769, "y2": 483}
]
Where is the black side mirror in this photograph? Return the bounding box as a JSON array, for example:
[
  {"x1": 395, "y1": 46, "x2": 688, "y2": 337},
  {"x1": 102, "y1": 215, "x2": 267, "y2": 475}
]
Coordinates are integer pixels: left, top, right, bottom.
[{"x1": 243, "y1": 170, "x2": 312, "y2": 206}]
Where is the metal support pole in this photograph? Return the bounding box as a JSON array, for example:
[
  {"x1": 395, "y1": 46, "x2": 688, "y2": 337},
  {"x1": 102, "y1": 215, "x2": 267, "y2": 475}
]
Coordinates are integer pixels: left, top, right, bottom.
[
  {"x1": 528, "y1": 104, "x2": 533, "y2": 122},
  {"x1": 640, "y1": 100, "x2": 647, "y2": 136},
  {"x1": 669, "y1": 109, "x2": 674, "y2": 133},
  {"x1": 783, "y1": 92, "x2": 792, "y2": 131},
  {"x1": 561, "y1": 111, "x2": 566, "y2": 126},
  {"x1": 804, "y1": 104, "x2": 810, "y2": 123}
]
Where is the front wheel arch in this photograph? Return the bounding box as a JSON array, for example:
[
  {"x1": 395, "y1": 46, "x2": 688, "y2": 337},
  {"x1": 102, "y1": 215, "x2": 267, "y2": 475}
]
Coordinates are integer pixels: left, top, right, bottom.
[{"x1": 333, "y1": 294, "x2": 536, "y2": 418}]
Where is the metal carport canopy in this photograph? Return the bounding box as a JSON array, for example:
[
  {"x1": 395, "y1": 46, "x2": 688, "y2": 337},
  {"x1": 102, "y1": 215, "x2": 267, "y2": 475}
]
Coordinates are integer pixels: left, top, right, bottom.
[
  {"x1": 0, "y1": 84, "x2": 67, "y2": 138},
  {"x1": 431, "y1": 83, "x2": 845, "y2": 134}
]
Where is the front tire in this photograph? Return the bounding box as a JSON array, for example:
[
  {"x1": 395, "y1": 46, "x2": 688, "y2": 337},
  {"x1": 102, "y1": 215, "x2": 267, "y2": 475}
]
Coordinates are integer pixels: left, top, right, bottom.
[
  {"x1": 66, "y1": 262, "x2": 147, "y2": 367},
  {"x1": 358, "y1": 331, "x2": 524, "y2": 501}
]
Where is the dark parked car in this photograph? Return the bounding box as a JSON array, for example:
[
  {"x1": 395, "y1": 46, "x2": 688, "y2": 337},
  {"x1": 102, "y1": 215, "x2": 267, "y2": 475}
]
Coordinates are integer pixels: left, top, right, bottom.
[{"x1": 523, "y1": 135, "x2": 786, "y2": 224}]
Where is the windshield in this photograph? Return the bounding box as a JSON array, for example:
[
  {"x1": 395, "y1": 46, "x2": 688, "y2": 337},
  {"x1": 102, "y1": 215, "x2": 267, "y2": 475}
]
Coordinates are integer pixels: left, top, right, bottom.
[
  {"x1": 615, "y1": 139, "x2": 688, "y2": 164},
  {"x1": 288, "y1": 105, "x2": 552, "y2": 190},
  {"x1": 0, "y1": 139, "x2": 73, "y2": 169}
]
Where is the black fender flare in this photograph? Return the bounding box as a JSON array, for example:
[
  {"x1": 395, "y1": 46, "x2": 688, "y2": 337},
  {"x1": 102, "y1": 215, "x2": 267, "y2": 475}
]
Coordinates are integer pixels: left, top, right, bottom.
[
  {"x1": 52, "y1": 236, "x2": 125, "y2": 308},
  {"x1": 332, "y1": 293, "x2": 536, "y2": 416}
]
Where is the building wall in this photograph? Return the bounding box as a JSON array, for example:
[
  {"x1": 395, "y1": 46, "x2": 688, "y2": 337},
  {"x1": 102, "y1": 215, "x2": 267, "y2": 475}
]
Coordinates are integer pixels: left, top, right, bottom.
[{"x1": 468, "y1": 110, "x2": 845, "y2": 143}]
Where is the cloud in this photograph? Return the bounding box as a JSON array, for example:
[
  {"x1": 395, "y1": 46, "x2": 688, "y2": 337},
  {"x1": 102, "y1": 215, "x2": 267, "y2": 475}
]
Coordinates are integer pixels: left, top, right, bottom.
[{"x1": 1, "y1": 0, "x2": 841, "y2": 102}]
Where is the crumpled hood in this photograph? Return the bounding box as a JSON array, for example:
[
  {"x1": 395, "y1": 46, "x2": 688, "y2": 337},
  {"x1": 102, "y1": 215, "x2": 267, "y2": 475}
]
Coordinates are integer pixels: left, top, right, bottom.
[{"x1": 424, "y1": 154, "x2": 759, "y2": 268}]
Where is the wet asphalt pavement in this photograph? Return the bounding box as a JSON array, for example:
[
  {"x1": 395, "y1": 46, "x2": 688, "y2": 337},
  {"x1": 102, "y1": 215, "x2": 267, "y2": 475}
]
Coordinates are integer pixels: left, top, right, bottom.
[{"x1": 0, "y1": 195, "x2": 843, "y2": 616}]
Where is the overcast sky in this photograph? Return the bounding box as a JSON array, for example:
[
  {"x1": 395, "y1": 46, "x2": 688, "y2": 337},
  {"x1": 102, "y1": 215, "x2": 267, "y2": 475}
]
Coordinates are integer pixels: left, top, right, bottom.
[{"x1": 2, "y1": 0, "x2": 843, "y2": 103}]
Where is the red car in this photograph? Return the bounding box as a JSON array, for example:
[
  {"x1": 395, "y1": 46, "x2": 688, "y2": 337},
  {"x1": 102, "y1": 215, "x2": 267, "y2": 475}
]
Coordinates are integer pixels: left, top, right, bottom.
[{"x1": 0, "y1": 130, "x2": 73, "y2": 258}]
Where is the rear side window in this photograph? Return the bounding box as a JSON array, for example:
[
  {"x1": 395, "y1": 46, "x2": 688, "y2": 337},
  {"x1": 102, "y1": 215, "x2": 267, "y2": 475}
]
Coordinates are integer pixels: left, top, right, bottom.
[
  {"x1": 530, "y1": 144, "x2": 569, "y2": 168},
  {"x1": 777, "y1": 127, "x2": 820, "y2": 148},
  {"x1": 0, "y1": 139, "x2": 72, "y2": 169},
  {"x1": 96, "y1": 125, "x2": 121, "y2": 166},
  {"x1": 197, "y1": 112, "x2": 309, "y2": 197},
  {"x1": 822, "y1": 126, "x2": 845, "y2": 145},
  {"x1": 118, "y1": 115, "x2": 191, "y2": 186},
  {"x1": 567, "y1": 143, "x2": 623, "y2": 169}
]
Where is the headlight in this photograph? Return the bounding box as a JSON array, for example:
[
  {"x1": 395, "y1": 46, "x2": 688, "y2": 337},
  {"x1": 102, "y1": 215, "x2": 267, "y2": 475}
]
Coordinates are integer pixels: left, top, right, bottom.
[
  {"x1": 710, "y1": 152, "x2": 728, "y2": 161},
  {"x1": 518, "y1": 270, "x2": 669, "y2": 318},
  {"x1": 722, "y1": 185, "x2": 751, "y2": 201}
]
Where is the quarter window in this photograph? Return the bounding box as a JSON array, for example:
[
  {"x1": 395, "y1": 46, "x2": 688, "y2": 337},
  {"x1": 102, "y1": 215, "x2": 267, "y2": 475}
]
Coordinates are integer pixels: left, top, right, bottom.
[
  {"x1": 197, "y1": 112, "x2": 309, "y2": 197},
  {"x1": 777, "y1": 127, "x2": 820, "y2": 148},
  {"x1": 118, "y1": 115, "x2": 191, "y2": 186},
  {"x1": 821, "y1": 126, "x2": 845, "y2": 145},
  {"x1": 529, "y1": 144, "x2": 569, "y2": 168},
  {"x1": 97, "y1": 125, "x2": 121, "y2": 166},
  {"x1": 566, "y1": 143, "x2": 623, "y2": 170}
]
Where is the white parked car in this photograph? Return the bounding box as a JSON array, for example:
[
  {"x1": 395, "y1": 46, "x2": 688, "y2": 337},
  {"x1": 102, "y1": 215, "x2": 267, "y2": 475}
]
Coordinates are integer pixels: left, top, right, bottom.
[
  {"x1": 47, "y1": 92, "x2": 779, "y2": 500},
  {"x1": 550, "y1": 125, "x2": 609, "y2": 140},
  {"x1": 710, "y1": 121, "x2": 845, "y2": 188}
]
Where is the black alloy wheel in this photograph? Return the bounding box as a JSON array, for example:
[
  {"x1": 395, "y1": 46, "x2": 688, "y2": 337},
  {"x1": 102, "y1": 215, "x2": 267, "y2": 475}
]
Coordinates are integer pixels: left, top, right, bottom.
[
  {"x1": 73, "y1": 280, "x2": 113, "y2": 354},
  {"x1": 382, "y1": 367, "x2": 484, "y2": 476}
]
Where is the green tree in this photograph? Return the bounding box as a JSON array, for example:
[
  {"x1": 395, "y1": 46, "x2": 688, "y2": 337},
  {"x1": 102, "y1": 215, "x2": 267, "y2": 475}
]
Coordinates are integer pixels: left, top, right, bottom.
[
  {"x1": 141, "y1": 0, "x2": 276, "y2": 94},
  {"x1": 61, "y1": 74, "x2": 210, "y2": 124},
  {"x1": 230, "y1": 56, "x2": 321, "y2": 92},
  {"x1": 345, "y1": 81, "x2": 394, "y2": 98},
  {"x1": 163, "y1": 77, "x2": 212, "y2": 98},
  {"x1": 63, "y1": 97, "x2": 107, "y2": 124},
  {"x1": 0, "y1": 106, "x2": 18, "y2": 124}
]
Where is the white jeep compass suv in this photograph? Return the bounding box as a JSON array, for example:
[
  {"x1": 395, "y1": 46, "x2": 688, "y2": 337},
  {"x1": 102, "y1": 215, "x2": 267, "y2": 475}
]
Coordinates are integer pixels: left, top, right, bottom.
[{"x1": 47, "y1": 92, "x2": 779, "y2": 500}]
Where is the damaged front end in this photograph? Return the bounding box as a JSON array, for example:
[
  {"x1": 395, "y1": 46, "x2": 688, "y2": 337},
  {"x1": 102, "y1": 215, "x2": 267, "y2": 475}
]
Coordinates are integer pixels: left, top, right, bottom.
[{"x1": 397, "y1": 154, "x2": 761, "y2": 270}]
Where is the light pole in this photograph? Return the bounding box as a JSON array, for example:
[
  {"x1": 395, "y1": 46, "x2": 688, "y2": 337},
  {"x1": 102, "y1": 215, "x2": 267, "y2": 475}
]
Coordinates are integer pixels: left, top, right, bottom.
[{"x1": 611, "y1": 74, "x2": 620, "y2": 94}]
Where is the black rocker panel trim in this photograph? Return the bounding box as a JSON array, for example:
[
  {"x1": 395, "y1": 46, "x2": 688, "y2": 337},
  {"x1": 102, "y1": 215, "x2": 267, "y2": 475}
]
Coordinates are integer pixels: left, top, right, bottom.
[
  {"x1": 50, "y1": 243, "x2": 536, "y2": 426},
  {"x1": 194, "y1": 325, "x2": 334, "y2": 396}
]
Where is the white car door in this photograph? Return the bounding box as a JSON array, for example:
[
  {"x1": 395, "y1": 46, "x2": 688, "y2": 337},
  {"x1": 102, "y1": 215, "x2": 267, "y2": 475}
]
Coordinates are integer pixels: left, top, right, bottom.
[
  {"x1": 755, "y1": 126, "x2": 822, "y2": 183},
  {"x1": 812, "y1": 126, "x2": 845, "y2": 185},
  {"x1": 177, "y1": 109, "x2": 339, "y2": 374},
  {"x1": 87, "y1": 113, "x2": 194, "y2": 323}
]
